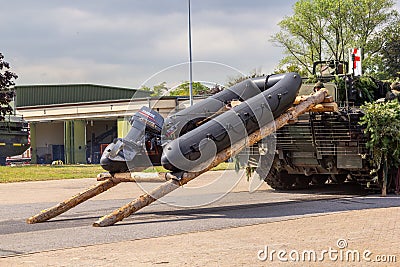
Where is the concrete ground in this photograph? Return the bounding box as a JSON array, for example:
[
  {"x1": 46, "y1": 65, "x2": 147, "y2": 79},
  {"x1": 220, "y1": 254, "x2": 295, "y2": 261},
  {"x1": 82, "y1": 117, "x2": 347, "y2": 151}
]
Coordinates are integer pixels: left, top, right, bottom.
[
  {"x1": 2, "y1": 207, "x2": 399, "y2": 266},
  {"x1": 1, "y1": 172, "x2": 399, "y2": 266}
]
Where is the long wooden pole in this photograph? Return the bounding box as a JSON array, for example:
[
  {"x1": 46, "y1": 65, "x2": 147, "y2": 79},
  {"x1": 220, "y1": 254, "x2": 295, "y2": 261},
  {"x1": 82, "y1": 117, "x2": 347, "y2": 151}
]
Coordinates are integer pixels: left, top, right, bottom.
[
  {"x1": 27, "y1": 178, "x2": 121, "y2": 224},
  {"x1": 97, "y1": 172, "x2": 169, "y2": 183},
  {"x1": 93, "y1": 90, "x2": 328, "y2": 227}
]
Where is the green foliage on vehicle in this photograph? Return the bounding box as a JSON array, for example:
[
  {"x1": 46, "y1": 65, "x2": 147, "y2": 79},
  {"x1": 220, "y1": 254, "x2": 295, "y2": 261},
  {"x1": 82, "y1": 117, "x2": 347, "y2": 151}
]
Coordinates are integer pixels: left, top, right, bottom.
[
  {"x1": 360, "y1": 100, "x2": 400, "y2": 168},
  {"x1": 360, "y1": 100, "x2": 400, "y2": 194},
  {"x1": 335, "y1": 76, "x2": 381, "y2": 103}
]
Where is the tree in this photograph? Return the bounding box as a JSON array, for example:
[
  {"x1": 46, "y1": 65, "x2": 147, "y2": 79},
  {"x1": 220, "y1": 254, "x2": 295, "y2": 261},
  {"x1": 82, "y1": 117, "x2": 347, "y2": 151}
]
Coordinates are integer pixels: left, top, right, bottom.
[
  {"x1": 225, "y1": 69, "x2": 265, "y2": 87},
  {"x1": 379, "y1": 18, "x2": 400, "y2": 79},
  {"x1": 274, "y1": 64, "x2": 308, "y2": 77},
  {"x1": 271, "y1": 0, "x2": 398, "y2": 77},
  {"x1": 139, "y1": 85, "x2": 152, "y2": 92},
  {"x1": 169, "y1": 82, "x2": 210, "y2": 96},
  {"x1": 140, "y1": 82, "x2": 168, "y2": 96},
  {"x1": 152, "y1": 82, "x2": 168, "y2": 96},
  {"x1": 0, "y1": 53, "x2": 18, "y2": 120}
]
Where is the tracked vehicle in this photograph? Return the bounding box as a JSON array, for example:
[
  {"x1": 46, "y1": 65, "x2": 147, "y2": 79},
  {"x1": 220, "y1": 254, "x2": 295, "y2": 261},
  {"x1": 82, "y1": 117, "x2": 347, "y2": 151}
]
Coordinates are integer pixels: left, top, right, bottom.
[
  {"x1": 249, "y1": 62, "x2": 392, "y2": 191},
  {"x1": 248, "y1": 83, "x2": 373, "y2": 190}
]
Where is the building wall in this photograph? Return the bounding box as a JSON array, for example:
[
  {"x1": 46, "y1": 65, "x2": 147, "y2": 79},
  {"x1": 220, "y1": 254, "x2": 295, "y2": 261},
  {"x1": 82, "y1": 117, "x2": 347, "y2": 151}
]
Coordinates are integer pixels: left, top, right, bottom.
[
  {"x1": 32, "y1": 122, "x2": 64, "y2": 164},
  {"x1": 31, "y1": 120, "x2": 118, "y2": 164},
  {"x1": 117, "y1": 118, "x2": 131, "y2": 138},
  {"x1": 35, "y1": 122, "x2": 64, "y2": 147},
  {"x1": 64, "y1": 120, "x2": 86, "y2": 164}
]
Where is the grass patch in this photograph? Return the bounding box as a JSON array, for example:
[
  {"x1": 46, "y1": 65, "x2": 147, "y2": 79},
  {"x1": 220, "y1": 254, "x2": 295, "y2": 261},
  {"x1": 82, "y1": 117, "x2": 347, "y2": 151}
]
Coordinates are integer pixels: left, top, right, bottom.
[
  {"x1": 211, "y1": 162, "x2": 236, "y2": 171},
  {"x1": 0, "y1": 164, "x2": 104, "y2": 183},
  {"x1": 0, "y1": 162, "x2": 236, "y2": 183}
]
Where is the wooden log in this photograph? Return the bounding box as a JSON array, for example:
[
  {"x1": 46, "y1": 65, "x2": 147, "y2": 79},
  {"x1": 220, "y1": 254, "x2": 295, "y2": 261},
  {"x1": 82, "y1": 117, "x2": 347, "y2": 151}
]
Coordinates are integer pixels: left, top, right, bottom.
[
  {"x1": 27, "y1": 178, "x2": 121, "y2": 224},
  {"x1": 323, "y1": 95, "x2": 334, "y2": 103},
  {"x1": 295, "y1": 94, "x2": 333, "y2": 105},
  {"x1": 310, "y1": 102, "x2": 338, "y2": 112},
  {"x1": 293, "y1": 95, "x2": 308, "y2": 105},
  {"x1": 97, "y1": 172, "x2": 114, "y2": 179},
  {"x1": 97, "y1": 172, "x2": 169, "y2": 183},
  {"x1": 93, "y1": 89, "x2": 328, "y2": 227}
]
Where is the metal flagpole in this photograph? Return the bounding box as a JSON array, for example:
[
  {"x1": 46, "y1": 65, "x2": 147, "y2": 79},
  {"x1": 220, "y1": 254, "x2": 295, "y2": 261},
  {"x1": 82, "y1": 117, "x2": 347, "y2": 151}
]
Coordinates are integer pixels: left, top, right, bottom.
[{"x1": 188, "y1": 0, "x2": 193, "y2": 106}]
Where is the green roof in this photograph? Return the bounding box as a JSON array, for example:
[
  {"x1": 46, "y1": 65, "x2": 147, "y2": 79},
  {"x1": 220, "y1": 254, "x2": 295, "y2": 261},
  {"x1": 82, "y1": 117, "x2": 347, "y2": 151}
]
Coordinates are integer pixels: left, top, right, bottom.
[{"x1": 15, "y1": 84, "x2": 151, "y2": 107}]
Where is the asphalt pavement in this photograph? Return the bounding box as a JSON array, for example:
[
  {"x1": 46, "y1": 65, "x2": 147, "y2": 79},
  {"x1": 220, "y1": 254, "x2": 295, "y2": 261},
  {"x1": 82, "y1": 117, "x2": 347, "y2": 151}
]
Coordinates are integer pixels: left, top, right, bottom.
[{"x1": 1, "y1": 171, "x2": 400, "y2": 258}]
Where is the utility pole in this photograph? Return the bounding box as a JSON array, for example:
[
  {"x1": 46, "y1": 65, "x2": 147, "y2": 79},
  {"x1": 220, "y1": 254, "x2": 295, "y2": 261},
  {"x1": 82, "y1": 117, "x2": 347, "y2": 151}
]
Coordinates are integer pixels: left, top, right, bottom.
[{"x1": 188, "y1": 0, "x2": 193, "y2": 106}]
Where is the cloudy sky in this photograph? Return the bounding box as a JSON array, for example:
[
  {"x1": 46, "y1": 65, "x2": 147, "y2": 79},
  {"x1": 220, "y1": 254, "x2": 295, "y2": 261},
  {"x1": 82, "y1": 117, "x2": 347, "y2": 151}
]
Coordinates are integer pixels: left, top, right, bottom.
[{"x1": 2, "y1": 0, "x2": 399, "y2": 88}]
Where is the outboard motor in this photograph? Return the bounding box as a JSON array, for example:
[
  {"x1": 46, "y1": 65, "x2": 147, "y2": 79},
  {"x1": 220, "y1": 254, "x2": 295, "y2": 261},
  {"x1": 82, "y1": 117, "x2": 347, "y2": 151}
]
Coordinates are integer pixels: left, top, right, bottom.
[{"x1": 100, "y1": 106, "x2": 164, "y2": 173}]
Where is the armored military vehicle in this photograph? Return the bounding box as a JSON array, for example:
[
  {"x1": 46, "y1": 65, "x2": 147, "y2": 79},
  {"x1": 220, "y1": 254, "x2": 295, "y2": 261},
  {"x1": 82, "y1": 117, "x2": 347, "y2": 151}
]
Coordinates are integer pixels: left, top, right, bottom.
[
  {"x1": 249, "y1": 61, "x2": 392, "y2": 191},
  {"x1": 0, "y1": 115, "x2": 30, "y2": 165}
]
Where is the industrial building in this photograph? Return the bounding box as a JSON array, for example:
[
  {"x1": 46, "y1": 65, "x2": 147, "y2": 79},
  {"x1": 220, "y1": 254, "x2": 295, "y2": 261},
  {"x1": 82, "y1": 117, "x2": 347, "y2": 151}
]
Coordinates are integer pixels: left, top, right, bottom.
[{"x1": 15, "y1": 84, "x2": 190, "y2": 164}]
